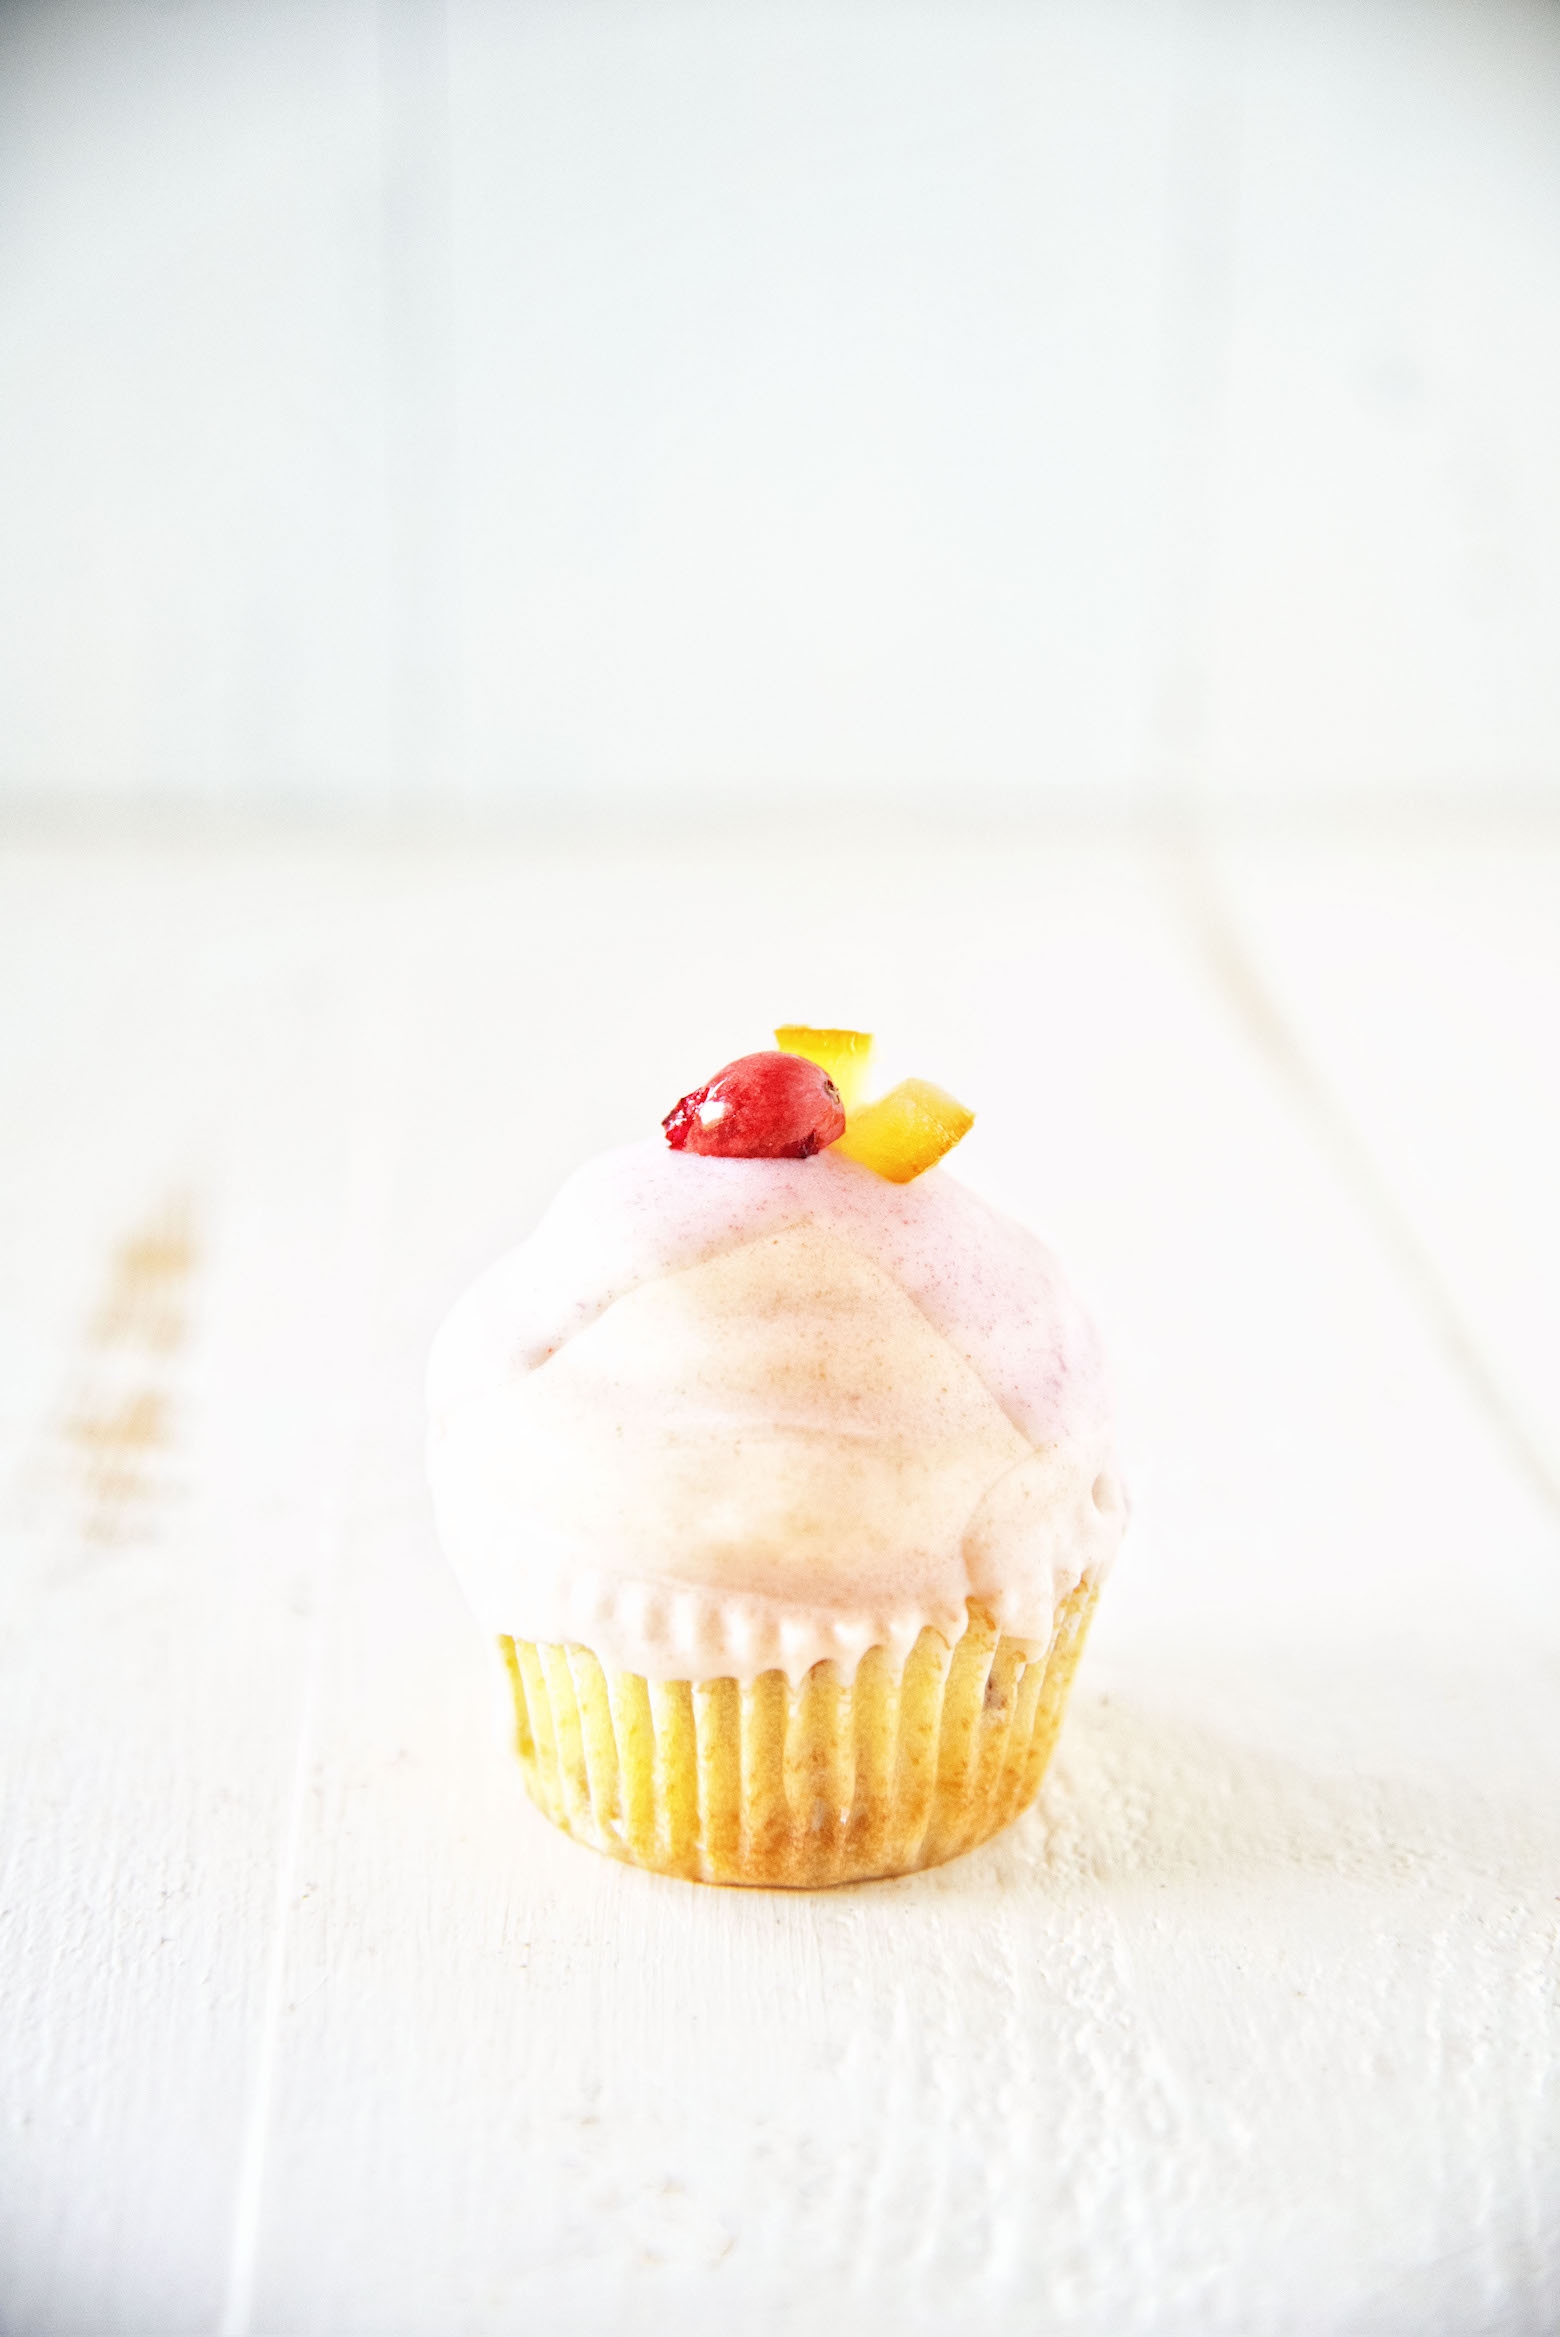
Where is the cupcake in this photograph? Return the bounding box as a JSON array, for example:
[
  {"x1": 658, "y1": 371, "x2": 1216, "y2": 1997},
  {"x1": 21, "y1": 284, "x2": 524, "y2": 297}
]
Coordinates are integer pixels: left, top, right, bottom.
[{"x1": 426, "y1": 1030, "x2": 1125, "y2": 1886}]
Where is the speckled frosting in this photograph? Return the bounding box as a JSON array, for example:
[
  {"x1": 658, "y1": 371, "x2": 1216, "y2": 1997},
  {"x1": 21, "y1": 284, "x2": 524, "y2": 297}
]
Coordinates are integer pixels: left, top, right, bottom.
[{"x1": 426, "y1": 1140, "x2": 1124, "y2": 1683}]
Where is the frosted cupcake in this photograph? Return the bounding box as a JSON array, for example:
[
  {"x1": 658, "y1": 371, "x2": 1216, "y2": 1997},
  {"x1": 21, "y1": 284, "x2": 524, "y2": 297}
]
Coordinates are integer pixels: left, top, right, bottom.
[{"x1": 426, "y1": 1030, "x2": 1125, "y2": 1886}]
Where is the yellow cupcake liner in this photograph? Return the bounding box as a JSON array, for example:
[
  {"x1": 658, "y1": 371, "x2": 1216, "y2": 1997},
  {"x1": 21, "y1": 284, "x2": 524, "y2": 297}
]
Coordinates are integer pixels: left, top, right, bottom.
[{"x1": 497, "y1": 1578, "x2": 1098, "y2": 1887}]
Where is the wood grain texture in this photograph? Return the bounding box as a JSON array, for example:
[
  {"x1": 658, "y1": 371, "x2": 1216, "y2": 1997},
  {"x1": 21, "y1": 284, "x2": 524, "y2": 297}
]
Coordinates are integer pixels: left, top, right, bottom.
[
  {"x1": 5, "y1": 831, "x2": 1553, "y2": 2333},
  {"x1": 0, "y1": 849, "x2": 404, "y2": 2331},
  {"x1": 1208, "y1": 827, "x2": 1560, "y2": 1506}
]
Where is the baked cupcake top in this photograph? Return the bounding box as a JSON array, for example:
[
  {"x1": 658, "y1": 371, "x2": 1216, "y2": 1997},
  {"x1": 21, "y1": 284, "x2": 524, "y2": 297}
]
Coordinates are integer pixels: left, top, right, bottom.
[{"x1": 427, "y1": 1039, "x2": 1125, "y2": 1683}]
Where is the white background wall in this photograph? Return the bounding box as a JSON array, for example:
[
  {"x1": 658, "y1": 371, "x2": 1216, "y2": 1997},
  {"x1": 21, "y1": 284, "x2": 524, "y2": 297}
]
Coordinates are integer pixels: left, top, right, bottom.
[{"x1": 3, "y1": 0, "x2": 1560, "y2": 821}]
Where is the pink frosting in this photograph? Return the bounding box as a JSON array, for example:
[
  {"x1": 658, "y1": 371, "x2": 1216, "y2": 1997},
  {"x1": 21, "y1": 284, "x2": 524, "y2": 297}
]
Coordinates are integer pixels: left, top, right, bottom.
[
  {"x1": 426, "y1": 1143, "x2": 1124, "y2": 1682},
  {"x1": 428, "y1": 1140, "x2": 1111, "y2": 1450}
]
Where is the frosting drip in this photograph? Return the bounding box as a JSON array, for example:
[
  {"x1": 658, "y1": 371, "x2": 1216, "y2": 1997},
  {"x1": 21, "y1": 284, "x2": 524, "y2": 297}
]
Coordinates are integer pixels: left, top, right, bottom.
[{"x1": 427, "y1": 1142, "x2": 1124, "y2": 1681}]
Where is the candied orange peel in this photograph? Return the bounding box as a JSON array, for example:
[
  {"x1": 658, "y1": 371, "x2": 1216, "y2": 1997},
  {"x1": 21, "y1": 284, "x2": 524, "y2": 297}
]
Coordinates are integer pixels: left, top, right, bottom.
[
  {"x1": 774, "y1": 1028, "x2": 974, "y2": 1182},
  {"x1": 772, "y1": 1025, "x2": 875, "y2": 1114}
]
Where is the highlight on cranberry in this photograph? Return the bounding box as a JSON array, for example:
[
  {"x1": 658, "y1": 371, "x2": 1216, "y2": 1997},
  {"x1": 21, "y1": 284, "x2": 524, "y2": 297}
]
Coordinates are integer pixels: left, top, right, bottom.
[{"x1": 662, "y1": 1050, "x2": 847, "y2": 1160}]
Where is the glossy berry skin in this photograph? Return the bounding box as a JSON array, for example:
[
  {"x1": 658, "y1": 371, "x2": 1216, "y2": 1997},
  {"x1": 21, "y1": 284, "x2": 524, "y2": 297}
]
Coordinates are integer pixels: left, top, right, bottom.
[{"x1": 663, "y1": 1050, "x2": 847, "y2": 1159}]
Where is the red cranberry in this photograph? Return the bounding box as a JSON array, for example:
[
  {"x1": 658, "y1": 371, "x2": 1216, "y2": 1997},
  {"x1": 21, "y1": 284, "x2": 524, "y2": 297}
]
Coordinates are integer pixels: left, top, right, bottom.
[{"x1": 663, "y1": 1051, "x2": 847, "y2": 1159}]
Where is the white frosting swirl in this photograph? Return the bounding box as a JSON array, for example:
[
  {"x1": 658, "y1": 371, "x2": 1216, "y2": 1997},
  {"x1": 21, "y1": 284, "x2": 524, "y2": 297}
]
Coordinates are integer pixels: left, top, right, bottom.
[{"x1": 426, "y1": 1141, "x2": 1124, "y2": 1682}]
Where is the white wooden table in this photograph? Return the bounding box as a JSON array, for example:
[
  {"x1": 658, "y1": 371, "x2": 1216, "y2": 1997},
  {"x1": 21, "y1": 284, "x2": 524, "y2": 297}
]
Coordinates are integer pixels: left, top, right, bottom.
[{"x1": 2, "y1": 820, "x2": 1556, "y2": 2335}]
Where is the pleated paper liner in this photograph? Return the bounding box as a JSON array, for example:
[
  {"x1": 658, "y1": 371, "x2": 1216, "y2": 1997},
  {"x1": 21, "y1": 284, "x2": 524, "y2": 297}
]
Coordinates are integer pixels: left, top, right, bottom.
[{"x1": 498, "y1": 1579, "x2": 1098, "y2": 1886}]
